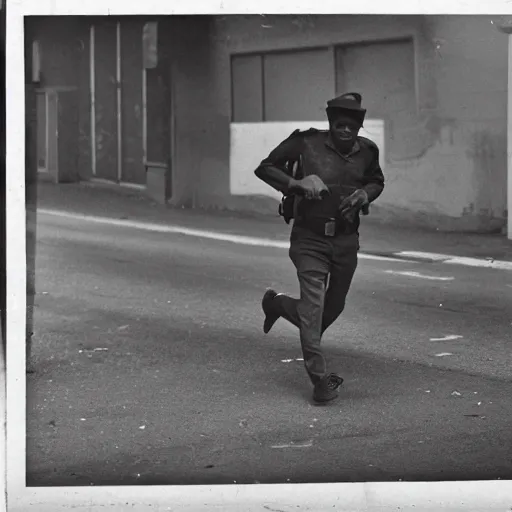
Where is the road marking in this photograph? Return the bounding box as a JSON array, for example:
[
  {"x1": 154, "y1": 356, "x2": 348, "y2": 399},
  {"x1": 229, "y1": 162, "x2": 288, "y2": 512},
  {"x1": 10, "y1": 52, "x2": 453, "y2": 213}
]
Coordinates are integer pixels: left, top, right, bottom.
[
  {"x1": 435, "y1": 353, "x2": 454, "y2": 357},
  {"x1": 395, "y1": 251, "x2": 451, "y2": 262},
  {"x1": 357, "y1": 254, "x2": 415, "y2": 263},
  {"x1": 281, "y1": 358, "x2": 304, "y2": 363},
  {"x1": 384, "y1": 270, "x2": 454, "y2": 281},
  {"x1": 37, "y1": 209, "x2": 414, "y2": 263},
  {"x1": 395, "y1": 251, "x2": 512, "y2": 271},
  {"x1": 429, "y1": 335, "x2": 463, "y2": 341},
  {"x1": 271, "y1": 441, "x2": 313, "y2": 449},
  {"x1": 444, "y1": 256, "x2": 512, "y2": 271}
]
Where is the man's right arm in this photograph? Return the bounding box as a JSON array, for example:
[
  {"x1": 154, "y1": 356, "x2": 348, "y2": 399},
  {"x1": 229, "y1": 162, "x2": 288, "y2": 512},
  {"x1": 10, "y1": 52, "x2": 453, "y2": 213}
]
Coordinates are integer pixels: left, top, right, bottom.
[{"x1": 254, "y1": 135, "x2": 302, "y2": 195}]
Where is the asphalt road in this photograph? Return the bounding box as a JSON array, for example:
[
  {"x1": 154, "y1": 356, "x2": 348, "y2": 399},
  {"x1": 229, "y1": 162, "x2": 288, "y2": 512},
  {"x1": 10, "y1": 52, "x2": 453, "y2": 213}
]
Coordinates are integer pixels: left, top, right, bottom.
[{"x1": 26, "y1": 211, "x2": 512, "y2": 486}]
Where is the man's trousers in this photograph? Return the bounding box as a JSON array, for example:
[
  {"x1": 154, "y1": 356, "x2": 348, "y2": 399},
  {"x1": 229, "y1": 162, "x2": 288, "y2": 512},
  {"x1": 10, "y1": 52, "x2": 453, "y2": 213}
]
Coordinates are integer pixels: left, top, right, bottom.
[{"x1": 273, "y1": 225, "x2": 359, "y2": 384}]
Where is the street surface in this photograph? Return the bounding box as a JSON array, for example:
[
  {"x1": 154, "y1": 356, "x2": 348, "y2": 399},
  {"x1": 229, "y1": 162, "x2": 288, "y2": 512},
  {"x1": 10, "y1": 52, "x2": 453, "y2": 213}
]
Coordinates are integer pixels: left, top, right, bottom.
[{"x1": 27, "y1": 210, "x2": 512, "y2": 486}]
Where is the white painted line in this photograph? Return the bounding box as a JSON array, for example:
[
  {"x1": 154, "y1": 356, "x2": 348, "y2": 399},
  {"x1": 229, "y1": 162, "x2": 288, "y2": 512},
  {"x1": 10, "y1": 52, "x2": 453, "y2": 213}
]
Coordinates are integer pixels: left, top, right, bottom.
[
  {"x1": 429, "y1": 335, "x2": 463, "y2": 342},
  {"x1": 444, "y1": 256, "x2": 512, "y2": 271},
  {"x1": 384, "y1": 270, "x2": 455, "y2": 281},
  {"x1": 39, "y1": 209, "x2": 292, "y2": 248},
  {"x1": 395, "y1": 251, "x2": 451, "y2": 262},
  {"x1": 360, "y1": 254, "x2": 416, "y2": 263},
  {"x1": 435, "y1": 353, "x2": 454, "y2": 357},
  {"x1": 37, "y1": 209, "x2": 414, "y2": 263},
  {"x1": 396, "y1": 251, "x2": 512, "y2": 271},
  {"x1": 271, "y1": 440, "x2": 313, "y2": 449}
]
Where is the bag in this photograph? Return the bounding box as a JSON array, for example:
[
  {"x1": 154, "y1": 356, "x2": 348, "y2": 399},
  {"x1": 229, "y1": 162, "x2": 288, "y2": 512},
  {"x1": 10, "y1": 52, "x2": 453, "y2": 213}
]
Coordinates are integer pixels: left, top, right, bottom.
[
  {"x1": 278, "y1": 155, "x2": 303, "y2": 224},
  {"x1": 279, "y1": 195, "x2": 295, "y2": 224}
]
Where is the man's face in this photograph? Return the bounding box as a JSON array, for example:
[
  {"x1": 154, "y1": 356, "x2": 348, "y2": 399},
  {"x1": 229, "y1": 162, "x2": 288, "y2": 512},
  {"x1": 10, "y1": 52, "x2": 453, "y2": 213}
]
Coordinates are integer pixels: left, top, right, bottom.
[{"x1": 329, "y1": 114, "x2": 362, "y2": 150}]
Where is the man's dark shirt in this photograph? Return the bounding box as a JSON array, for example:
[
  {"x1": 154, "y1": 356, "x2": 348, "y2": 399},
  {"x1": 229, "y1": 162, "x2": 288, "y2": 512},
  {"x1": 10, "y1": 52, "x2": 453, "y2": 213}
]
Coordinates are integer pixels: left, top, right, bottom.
[{"x1": 254, "y1": 128, "x2": 385, "y2": 222}]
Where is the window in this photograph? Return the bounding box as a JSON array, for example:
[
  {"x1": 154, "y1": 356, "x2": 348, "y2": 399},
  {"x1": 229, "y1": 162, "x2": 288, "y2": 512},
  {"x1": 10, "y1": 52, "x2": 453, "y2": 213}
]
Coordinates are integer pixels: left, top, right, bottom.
[
  {"x1": 231, "y1": 39, "x2": 417, "y2": 159},
  {"x1": 231, "y1": 54, "x2": 263, "y2": 122},
  {"x1": 231, "y1": 47, "x2": 334, "y2": 123}
]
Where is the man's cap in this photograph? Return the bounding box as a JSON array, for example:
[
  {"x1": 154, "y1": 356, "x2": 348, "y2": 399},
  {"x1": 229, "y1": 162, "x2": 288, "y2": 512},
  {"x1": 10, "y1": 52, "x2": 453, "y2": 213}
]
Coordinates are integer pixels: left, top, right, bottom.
[{"x1": 326, "y1": 92, "x2": 366, "y2": 124}]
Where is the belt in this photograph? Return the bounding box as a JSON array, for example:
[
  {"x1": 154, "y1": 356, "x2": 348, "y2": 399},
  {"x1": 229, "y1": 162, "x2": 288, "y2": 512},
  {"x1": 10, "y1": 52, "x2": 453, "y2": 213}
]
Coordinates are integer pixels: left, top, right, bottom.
[{"x1": 295, "y1": 216, "x2": 354, "y2": 237}]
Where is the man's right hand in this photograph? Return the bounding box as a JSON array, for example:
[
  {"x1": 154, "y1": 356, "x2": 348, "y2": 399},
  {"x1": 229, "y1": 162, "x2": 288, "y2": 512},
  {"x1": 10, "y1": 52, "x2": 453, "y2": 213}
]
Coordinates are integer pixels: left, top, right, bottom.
[{"x1": 289, "y1": 175, "x2": 330, "y2": 200}]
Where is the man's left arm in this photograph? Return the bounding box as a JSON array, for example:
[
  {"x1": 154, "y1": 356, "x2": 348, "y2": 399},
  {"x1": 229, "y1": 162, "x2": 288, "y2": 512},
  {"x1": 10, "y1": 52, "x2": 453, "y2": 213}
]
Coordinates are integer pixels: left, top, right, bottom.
[
  {"x1": 361, "y1": 143, "x2": 385, "y2": 204},
  {"x1": 339, "y1": 141, "x2": 385, "y2": 218}
]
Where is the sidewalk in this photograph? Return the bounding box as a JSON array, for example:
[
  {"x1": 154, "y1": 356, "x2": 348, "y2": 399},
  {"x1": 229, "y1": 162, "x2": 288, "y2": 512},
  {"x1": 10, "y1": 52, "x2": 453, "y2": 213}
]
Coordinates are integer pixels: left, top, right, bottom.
[{"x1": 34, "y1": 180, "x2": 512, "y2": 263}]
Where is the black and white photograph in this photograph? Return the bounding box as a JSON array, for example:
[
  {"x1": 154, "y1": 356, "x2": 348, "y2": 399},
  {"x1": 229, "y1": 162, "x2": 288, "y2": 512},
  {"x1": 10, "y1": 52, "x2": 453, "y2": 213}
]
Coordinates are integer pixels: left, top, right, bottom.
[{"x1": 4, "y1": 1, "x2": 512, "y2": 510}]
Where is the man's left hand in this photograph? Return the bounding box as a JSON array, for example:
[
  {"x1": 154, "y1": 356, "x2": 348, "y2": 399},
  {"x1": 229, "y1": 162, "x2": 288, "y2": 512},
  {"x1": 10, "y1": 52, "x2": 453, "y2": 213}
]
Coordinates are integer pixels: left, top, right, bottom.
[{"x1": 339, "y1": 189, "x2": 369, "y2": 220}]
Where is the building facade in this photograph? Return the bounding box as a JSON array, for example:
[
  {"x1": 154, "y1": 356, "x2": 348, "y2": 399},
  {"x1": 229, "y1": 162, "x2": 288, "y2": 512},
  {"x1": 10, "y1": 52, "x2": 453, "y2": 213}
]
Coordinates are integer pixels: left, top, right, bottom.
[{"x1": 26, "y1": 15, "x2": 510, "y2": 233}]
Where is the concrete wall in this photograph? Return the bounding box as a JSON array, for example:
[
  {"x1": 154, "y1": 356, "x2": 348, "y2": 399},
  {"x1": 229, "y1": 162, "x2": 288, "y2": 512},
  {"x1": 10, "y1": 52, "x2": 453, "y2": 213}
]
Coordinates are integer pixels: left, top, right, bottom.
[
  {"x1": 428, "y1": 15, "x2": 507, "y2": 230},
  {"x1": 194, "y1": 15, "x2": 509, "y2": 232},
  {"x1": 374, "y1": 15, "x2": 508, "y2": 232},
  {"x1": 163, "y1": 16, "x2": 231, "y2": 209}
]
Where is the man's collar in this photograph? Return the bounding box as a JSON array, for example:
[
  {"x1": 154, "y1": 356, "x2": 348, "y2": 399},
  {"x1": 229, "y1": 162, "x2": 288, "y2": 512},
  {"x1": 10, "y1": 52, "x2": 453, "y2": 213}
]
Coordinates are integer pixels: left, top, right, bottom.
[{"x1": 325, "y1": 133, "x2": 360, "y2": 158}]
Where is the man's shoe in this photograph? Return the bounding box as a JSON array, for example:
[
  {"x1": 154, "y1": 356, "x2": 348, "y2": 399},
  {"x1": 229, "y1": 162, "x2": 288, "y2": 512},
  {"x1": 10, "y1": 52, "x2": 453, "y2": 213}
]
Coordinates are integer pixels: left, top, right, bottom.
[
  {"x1": 313, "y1": 373, "x2": 344, "y2": 404},
  {"x1": 262, "y1": 289, "x2": 280, "y2": 334}
]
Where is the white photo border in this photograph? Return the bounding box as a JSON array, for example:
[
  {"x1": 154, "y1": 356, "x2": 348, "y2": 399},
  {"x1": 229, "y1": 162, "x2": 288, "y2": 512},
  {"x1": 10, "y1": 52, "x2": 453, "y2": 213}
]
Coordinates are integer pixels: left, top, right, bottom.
[{"x1": 5, "y1": 0, "x2": 512, "y2": 510}]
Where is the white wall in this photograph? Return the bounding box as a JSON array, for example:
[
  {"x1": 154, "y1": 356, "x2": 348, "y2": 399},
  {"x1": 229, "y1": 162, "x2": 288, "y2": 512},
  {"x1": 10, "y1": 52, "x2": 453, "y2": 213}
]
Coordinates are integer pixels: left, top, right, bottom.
[{"x1": 229, "y1": 120, "x2": 385, "y2": 198}]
